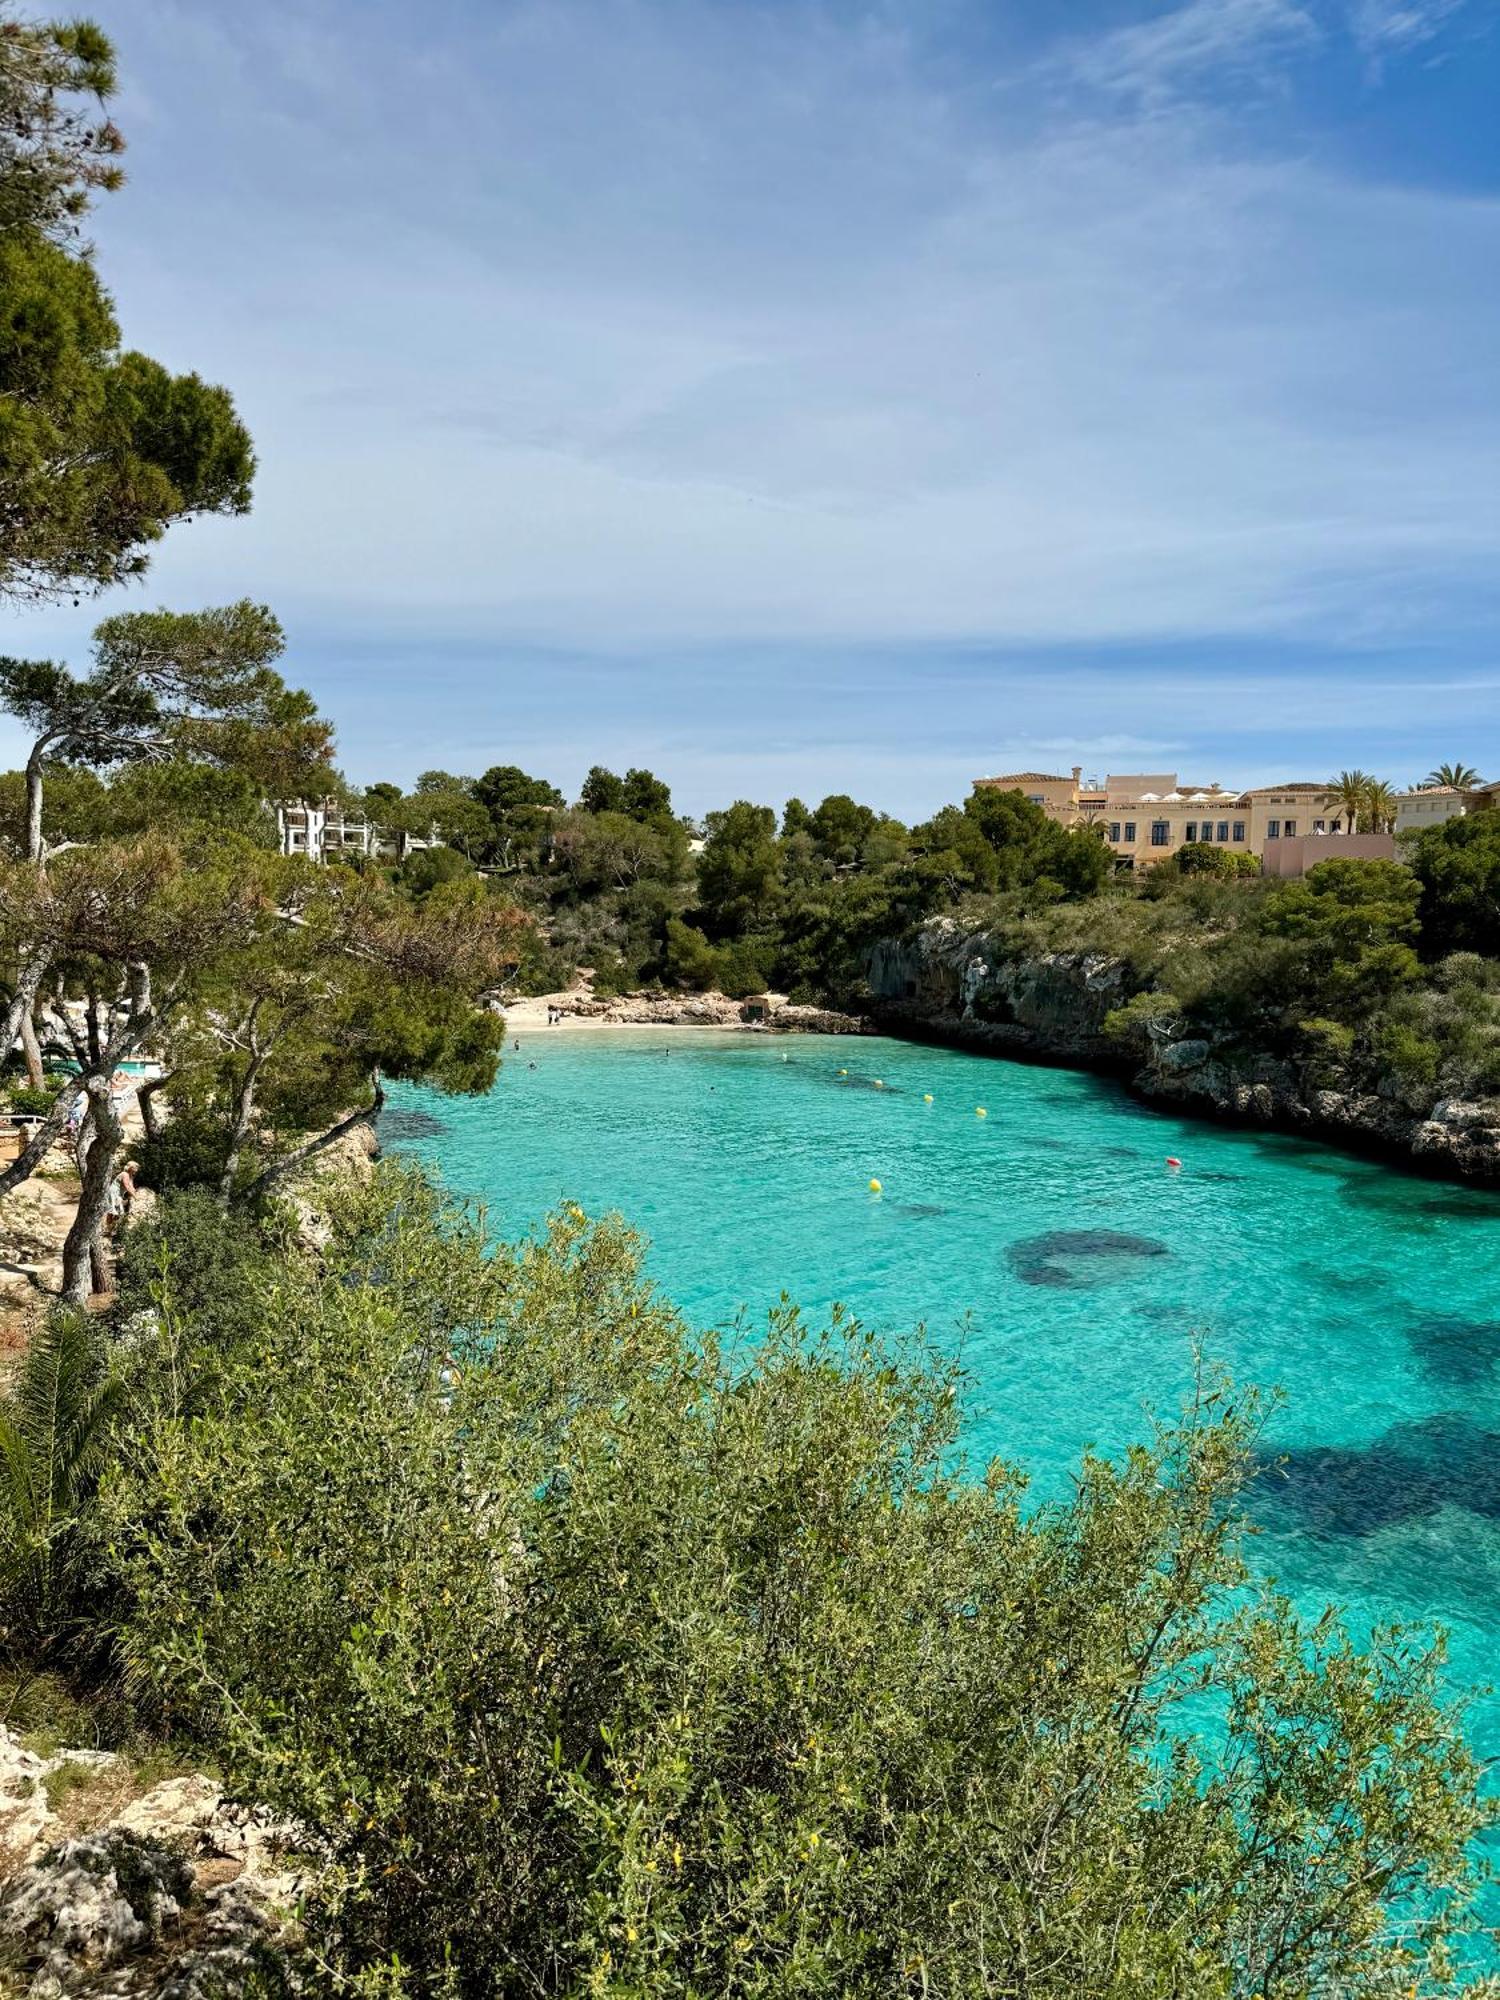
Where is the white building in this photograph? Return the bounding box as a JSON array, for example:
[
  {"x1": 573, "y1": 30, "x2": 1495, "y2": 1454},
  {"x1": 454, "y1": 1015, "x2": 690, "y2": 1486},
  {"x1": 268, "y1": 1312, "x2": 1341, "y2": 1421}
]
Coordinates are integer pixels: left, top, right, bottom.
[
  {"x1": 1393, "y1": 787, "x2": 1473, "y2": 838},
  {"x1": 275, "y1": 801, "x2": 444, "y2": 865}
]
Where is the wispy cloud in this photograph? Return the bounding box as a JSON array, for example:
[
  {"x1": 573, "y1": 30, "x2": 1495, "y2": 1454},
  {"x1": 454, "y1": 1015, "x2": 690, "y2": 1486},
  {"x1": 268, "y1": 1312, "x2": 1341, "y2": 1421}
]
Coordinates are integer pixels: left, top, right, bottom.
[
  {"x1": 1058, "y1": 0, "x2": 1319, "y2": 106},
  {"x1": 0, "y1": 0, "x2": 1495, "y2": 806},
  {"x1": 1346, "y1": 0, "x2": 1466, "y2": 56}
]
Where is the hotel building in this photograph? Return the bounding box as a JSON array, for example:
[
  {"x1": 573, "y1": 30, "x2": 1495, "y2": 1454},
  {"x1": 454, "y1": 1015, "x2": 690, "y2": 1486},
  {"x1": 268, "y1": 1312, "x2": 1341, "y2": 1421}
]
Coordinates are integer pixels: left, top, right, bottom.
[{"x1": 973, "y1": 769, "x2": 1485, "y2": 873}]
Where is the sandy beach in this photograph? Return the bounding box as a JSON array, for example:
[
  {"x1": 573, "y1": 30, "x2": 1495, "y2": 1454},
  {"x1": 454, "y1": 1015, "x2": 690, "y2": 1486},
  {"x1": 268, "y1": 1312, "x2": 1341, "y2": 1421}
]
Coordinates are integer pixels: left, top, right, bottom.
[{"x1": 496, "y1": 985, "x2": 867, "y2": 1036}]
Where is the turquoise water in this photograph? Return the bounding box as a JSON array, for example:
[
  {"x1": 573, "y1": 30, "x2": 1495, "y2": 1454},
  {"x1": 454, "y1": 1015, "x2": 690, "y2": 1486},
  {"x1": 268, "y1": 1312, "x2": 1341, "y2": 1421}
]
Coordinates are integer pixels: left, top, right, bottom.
[{"x1": 384, "y1": 1028, "x2": 1500, "y2": 1756}]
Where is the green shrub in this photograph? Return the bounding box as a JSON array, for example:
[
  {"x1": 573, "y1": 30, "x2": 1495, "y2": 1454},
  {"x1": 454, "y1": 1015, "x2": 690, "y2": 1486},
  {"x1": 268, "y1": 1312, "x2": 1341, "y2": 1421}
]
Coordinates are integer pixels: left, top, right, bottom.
[
  {"x1": 134, "y1": 1108, "x2": 233, "y2": 1192},
  {"x1": 112, "y1": 1189, "x2": 279, "y2": 1355},
  {"x1": 4, "y1": 1084, "x2": 58, "y2": 1117},
  {"x1": 96, "y1": 1168, "x2": 1495, "y2": 1999},
  {"x1": 1372, "y1": 1020, "x2": 1442, "y2": 1090},
  {"x1": 715, "y1": 938, "x2": 773, "y2": 999},
  {"x1": 662, "y1": 917, "x2": 719, "y2": 992},
  {"x1": 1102, "y1": 990, "x2": 1180, "y2": 1049}
]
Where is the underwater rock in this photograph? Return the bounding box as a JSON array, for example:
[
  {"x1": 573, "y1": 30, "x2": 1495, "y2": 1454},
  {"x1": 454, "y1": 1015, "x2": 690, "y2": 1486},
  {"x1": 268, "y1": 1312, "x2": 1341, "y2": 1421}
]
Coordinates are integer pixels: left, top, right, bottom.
[
  {"x1": 1252, "y1": 1413, "x2": 1500, "y2": 1541},
  {"x1": 378, "y1": 1107, "x2": 449, "y2": 1140},
  {"x1": 1006, "y1": 1229, "x2": 1170, "y2": 1290}
]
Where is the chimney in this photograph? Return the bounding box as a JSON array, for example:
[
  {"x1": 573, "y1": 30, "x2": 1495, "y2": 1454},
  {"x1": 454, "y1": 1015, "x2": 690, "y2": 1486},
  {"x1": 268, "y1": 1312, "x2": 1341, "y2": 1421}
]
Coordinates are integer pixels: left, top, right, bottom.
[{"x1": 1071, "y1": 764, "x2": 1082, "y2": 788}]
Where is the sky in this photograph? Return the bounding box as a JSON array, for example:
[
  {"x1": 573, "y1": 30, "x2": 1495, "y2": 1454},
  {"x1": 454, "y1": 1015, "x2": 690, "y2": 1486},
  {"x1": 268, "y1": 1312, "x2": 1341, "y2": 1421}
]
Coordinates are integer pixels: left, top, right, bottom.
[{"x1": 3, "y1": 0, "x2": 1498, "y2": 818}]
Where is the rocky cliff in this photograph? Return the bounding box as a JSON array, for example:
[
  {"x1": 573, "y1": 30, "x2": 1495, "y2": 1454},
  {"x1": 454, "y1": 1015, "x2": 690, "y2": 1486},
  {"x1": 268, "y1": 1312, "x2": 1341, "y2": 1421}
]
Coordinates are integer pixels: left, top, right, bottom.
[{"x1": 869, "y1": 918, "x2": 1500, "y2": 1183}]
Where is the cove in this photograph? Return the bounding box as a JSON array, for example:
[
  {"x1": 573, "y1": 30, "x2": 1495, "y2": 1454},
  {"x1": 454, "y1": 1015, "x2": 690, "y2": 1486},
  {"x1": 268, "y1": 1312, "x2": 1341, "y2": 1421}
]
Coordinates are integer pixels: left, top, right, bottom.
[{"x1": 384, "y1": 1027, "x2": 1500, "y2": 1770}]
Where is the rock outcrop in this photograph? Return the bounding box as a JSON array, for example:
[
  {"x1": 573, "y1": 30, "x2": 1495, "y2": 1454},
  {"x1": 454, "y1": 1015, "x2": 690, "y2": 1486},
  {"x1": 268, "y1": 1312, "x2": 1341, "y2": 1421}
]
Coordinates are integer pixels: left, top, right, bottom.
[
  {"x1": 1, "y1": 1727, "x2": 305, "y2": 1998},
  {"x1": 870, "y1": 924, "x2": 1127, "y2": 1060},
  {"x1": 869, "y1": 918, "x2": 1500, "y2": 1184}
]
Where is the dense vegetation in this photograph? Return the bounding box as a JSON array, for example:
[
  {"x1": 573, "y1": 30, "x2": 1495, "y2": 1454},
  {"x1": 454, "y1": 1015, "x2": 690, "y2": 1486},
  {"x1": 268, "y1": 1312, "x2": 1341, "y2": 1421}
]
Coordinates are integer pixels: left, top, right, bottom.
[
  {"x1": 327, "y1": 760, "x2": 1111, "y2": 1004},
  {"x1": 318, "y1": 759, "x2": 1500, "y2": 1118},
  {"x1": 4, "y1": 1170, "x2": 1497, "y2": 1997}
]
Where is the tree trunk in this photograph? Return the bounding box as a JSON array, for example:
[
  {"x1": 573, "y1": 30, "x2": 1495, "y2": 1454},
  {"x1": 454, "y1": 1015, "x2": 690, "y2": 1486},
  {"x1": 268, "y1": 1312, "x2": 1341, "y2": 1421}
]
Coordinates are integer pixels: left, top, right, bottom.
[
  {"x1": 0, "y1": 960, "x2": 173, "y2": 1203},
  {"x1": 19, "y1": 1005, "x2": 44, "y2": 1088},
  {"x1": 84, "y1": 991, "x2": 102, "y2": 1072},
  {"x1": 240, "y1": 1073, "x2": 384, "y2": 1204},
  {"x1": 1, "y1": 948, "x2": 50, "y2": 1079},
  {"x1": 218, "y1": 1049, "x2": 267, "y2": 1206},
  {"x1": 24, "y1": 742, "x2": 44, "y2": 864},
  {"x1": 61, "y1": 1078, "x2": 123, "y2": 1304},
  {"x1": 137, "y1": 1074, "x2": 170, "y2": 1142},
  {"x1": 0, "y1": 1078, "x2": 82, "y2": 1200}
]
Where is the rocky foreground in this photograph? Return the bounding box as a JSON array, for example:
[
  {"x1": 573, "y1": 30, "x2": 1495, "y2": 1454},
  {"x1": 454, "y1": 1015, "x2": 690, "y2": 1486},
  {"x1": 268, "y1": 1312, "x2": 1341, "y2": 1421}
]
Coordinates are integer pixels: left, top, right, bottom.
[
  {"x1": 870, "y1": 918, "x2": 1500, "y2": 1183},
  {"x1": 0, "y1": 1727, "x2": 303, "y2": 1998}
]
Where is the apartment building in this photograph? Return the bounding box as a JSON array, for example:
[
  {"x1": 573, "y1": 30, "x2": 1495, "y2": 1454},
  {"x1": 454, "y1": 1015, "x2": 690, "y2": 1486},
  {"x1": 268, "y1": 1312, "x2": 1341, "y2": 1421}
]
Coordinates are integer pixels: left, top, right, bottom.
[
  {"x1": 974, "y1": 769, "x2": 1344, "y2": 869},
  {"x1": 1393, "y1": 786, "x2": 1469, "y2": 836},
  {"x1": 275, "y1": 800, "x2": 443, "y2": 865},
  {"x1": 974, "y1": 765, "x2": 1500, "y2": 873}
]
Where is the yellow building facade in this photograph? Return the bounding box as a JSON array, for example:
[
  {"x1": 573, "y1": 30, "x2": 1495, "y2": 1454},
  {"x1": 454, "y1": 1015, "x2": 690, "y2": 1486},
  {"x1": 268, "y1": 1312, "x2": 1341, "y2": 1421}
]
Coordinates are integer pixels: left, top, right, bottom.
[{"x1": 972, "y1": 770, "x2": 1348, "y2": 869}]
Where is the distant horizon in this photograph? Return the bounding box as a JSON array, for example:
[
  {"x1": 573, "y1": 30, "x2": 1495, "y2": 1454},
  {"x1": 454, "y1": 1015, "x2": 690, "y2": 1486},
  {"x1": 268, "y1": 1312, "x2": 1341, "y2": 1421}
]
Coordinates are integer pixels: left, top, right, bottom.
[{"x1": 1, "y1": 0, "x2": 1496, "y2": 818}]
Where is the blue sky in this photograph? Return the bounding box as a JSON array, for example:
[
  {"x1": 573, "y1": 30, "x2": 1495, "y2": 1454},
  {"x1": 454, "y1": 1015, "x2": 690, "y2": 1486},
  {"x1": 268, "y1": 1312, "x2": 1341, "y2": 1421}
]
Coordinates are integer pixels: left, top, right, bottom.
[{"x1": 2, "y1": 0, "x2": 1498, "y2": 817}]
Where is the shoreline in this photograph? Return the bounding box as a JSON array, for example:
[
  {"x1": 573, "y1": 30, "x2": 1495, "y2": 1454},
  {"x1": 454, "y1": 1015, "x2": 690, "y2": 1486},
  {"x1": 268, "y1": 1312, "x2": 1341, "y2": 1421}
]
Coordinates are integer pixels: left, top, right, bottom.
[
  {"x1": 497, "y1": 987, "x2": 869, "y2": 1036},
  {"x1": 496, "y1": 986, "x2": 1500, "y2": 1191},
  {"x1": 870, "y1": 1003, "x2": 1500, "y2": 1191}
]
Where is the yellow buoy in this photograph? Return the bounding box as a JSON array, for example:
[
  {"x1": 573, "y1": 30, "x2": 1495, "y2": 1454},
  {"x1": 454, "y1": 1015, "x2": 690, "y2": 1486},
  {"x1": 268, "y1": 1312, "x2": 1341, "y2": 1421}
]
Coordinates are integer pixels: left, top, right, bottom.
[
  {"x1": 975, "y1": 1107, "x2": 988, "y2": 1118},
  {"x1": 838, "y1": 1068, "x2": 848, "y2": 1076},
  {"x1": 923, "y1": 1093, "x2": 933, "y2": 1103},
  {"x1": 868, "y1": 1178, "x2": 882, "y2": 1193},
  {"x1": 874, "y1": 1078, "x2": 885, "y2": 1088}
]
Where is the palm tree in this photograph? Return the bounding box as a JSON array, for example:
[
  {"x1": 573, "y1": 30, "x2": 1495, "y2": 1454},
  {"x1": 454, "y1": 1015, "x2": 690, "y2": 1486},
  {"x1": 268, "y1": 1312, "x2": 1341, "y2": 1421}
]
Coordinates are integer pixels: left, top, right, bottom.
[
  {"x1": 0, "y1": 1310, "x2": 120, "y2": 1661},
  {"x1": 1329, "y1": 770, "x2": 1376, "y2": 831},
  {"x1": 1363, "y1": 779, "x2": 1397, "y2": 833},
  {"x1": 1328, "y1": 770, "x2": 1398, "y2": 833},
  {"x1": 1425, "y1": 762, "x2": 1483, "y2": 791}
]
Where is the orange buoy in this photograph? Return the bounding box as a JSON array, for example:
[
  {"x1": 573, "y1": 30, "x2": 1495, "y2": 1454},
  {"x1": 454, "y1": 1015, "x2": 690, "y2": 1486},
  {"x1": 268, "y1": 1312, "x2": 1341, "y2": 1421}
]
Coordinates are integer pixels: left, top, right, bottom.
[{"x1": 1166, "y1": 1156, "x2": 1182, "y2": 1169}]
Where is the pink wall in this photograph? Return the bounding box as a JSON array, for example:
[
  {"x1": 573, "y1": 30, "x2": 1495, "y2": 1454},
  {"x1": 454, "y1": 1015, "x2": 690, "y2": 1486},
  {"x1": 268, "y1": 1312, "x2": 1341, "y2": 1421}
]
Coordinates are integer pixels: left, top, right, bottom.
[{"x1": 1260, "y1": 833, "x2": 1397, "y2": 878}]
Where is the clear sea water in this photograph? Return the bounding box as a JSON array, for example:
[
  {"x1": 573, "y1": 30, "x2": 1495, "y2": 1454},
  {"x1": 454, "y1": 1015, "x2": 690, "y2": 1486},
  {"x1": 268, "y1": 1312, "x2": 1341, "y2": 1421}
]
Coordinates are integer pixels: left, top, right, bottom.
[{"x1": 384, "y1": 1027, "x2": 1500, "y2": 1797}]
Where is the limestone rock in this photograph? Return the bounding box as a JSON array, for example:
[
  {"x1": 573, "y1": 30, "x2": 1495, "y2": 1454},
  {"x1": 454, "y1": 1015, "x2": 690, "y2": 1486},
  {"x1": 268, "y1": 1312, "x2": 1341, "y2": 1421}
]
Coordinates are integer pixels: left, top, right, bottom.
[
  {"x1": 0, "y1": 1728, "x2": 306, "y2": 1997},
  {"x1": 0, "y1": 1831, "x2": 192, "y2": 1987},
  {"x1": 0, "y1": 1731, "x2": 52, "y2": 1868},
  {"x1": 868, "y1": 914, "x2": 1500, "y2": 1185},
  {"x1": 1158, "y1": 1039, "x2": 1211, "y2": 1073},
  {"x1": 111, "y1": 1777, "x2": 224, "y2": 1849}
]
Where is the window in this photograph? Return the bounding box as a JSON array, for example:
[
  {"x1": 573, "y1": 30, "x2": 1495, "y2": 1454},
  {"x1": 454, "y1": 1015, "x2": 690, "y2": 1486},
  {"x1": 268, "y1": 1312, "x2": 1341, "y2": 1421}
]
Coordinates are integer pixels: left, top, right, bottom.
[
  {"x1": 1232, "y1": 821, "x2": 1245, "y2": 842},
  {"x1": 1028, "y1": 794, "x2": 1045, "y2": 806},
  {"x1": 1151, "y1": 820, "x2": 1170, "y2": 847},
  {"x1": 1108, "y1": 821, "x2": 1121, "y2": 842},
  {"x1": 1267, "y1": 818, "x2": 1280, "y2": 839},
  {"x1": 1124, "y1": 821, "x2": 1136, "y2": 843},
  {"x1": 1330, "y1": 819, "x2": 1342, "y2": 833},
  {"x1": 1217, "y1": 821, "x2": 1229, "y2": 843},
  {"x1": 1284, "y1": 819, "x2": 1297, "y2": 837},
  {"x1": 1313, "y1": 818, "x2": 1326, "y2": 833},
  {"x1": 1184, "y1": 823, "x2": 1197, "y2": 842}
]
